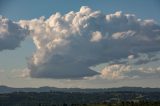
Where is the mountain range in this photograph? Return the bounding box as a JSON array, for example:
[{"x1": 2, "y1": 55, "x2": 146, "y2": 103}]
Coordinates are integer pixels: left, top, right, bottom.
[{"x1": 0, "y1": 86, "x2": 160, "y2": 93}]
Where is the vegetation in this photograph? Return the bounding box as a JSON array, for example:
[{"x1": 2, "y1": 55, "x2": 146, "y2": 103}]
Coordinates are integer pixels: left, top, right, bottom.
[{"x1": 0, "y1": 91, "x2": 160, "y2": 106}]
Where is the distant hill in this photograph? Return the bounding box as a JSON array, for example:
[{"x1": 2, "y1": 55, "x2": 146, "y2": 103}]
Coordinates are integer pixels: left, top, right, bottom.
[{"x1": 0, "y1": 85, "x2": 160, "y2": 93}]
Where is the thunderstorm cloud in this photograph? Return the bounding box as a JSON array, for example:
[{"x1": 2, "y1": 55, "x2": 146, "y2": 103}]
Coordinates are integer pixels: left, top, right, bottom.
[{"x1": 1, "y1": 6, "x2": 160, "y2": 79}]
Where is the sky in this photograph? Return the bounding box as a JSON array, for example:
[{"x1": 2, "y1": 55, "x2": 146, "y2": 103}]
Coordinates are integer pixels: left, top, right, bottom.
[{"x1": 0, "y1": 0, "x2": 160, "y2": 88}]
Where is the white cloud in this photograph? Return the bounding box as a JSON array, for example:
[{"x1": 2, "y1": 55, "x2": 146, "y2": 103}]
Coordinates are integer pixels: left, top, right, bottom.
[
  {"x1": 90, "y1": 31, "x2": 103, "y2": 42},
  {"x1": 98, "y1": 63, "x2": 160, "y2": 80},
  {"x1": 111, "y1": 30, "x2": 136, "y2": 39},
  {"x1": 0, "y1": 16, "x2": 27, "y2": 51},
  {"x1": 138, "y1": 67, "x2": 160, "y2": 74},
  {"x1": 100, "y1": 64, "x2": 131, "y2": 80},
  {"x1": 17, "y1": 6, "x2": 160, "y2": 79},
  {"x1": 128, "y1": 55, "x2": 134, "y2": 59}
]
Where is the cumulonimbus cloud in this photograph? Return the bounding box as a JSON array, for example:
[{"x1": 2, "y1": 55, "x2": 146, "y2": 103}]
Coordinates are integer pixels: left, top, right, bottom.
[
  {"x1": 0, "y1": 16, "x2": 27, "y2": 51},
  {"x1": 1, "y1": 6, "x2": 160, "y2": 79},
  {"x1": 18, "y1": 6, "x2": 160, "y2": 79}
]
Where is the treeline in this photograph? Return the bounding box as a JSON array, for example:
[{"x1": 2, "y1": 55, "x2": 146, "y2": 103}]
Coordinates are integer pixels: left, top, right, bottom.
[
  {"x1": 0, "y1": 91, "x2": 160, "y2": 106},
  {"x1": 1, "y1": 101, "x2": 160, "y2": 106}
]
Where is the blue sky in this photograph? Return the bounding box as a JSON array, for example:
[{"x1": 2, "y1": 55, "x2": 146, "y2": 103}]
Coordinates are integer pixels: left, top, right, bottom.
[
  {"x1": 0, "y1": 0, "x2": 160, "y2": 88},
  {"x1": 1, "y1": 0, "x2": 160, "y2": 21}
]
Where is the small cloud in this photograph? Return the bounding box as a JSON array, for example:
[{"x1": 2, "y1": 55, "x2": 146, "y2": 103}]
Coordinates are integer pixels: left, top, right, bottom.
[
  {"x1": 100, "y1": 64, "x2": 131, "y2": 80},
  {"x1": 128, "y1": 55, "x2": 134, "y2": 59},
  {"x1": 112, "y1": 30, "x2": 135, "y2": 40},
  {"x1": 90, "y1": 31, "x2": 103, "y2": 42},
  {"x1": 97, "y1": 64, "x2": 160, "y2": 80},
  {"x1": 0, "y1": 16, "x2": 28, "y2": 51},
  {"x1": 138, "y1": 67, "x2": 160, "y2": 74}
]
